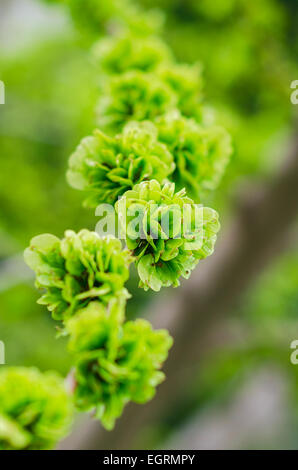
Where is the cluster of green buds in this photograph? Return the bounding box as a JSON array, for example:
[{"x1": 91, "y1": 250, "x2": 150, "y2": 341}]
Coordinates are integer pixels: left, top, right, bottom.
[
  {"x1": 96, "y1": 63, "x2": 204, "y2": 135},
  {"x1": 155, "y1": 111, "x2": 232, "y2": 198},
  {"x1": 66, "y1": 300, "x2": 172, "y2": 430},
  {"x1": 67, "y1": 111, "x2": 231, "y2": 208},
  {"x1": 0, "y1": 367, "x2": 73, "y2": 450},
  {"x1": 24, "y1": 230, "x2": 132, "y2": 323},
  {"x1": 67, "y1": 122, "x2": 174, "y2": 207},
  {"x1": 116, "y1": 180, "x2": 220, "y2": 291},
  {"x1": 97, "y1": 70, "x2": 178, "y2": 134},
  {"x1": 93, "y1": 33, "x2": 173, "y2": 75}
]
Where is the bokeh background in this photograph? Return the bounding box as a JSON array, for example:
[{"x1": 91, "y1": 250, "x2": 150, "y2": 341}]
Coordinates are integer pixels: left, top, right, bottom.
[{"x1": 0, "y1": 0, "x2": 298, "y2": 449}]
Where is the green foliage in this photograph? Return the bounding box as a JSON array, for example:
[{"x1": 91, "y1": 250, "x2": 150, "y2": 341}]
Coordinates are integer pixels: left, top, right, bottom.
[
  {"x1": 0, "y1": 284, "x2": 72, "y2": 374},
  {"x1": 65, "y1": 0, "x2": 164, "y2": 38},
  {"x1": 67, "y1": 301, "x2": 172, "y2": 430},
  {"x1": 9, "y1": 0, "x2": 298, "y2": 447},
  {"x1": 138, "y1": 0, "x2": 296, "y2": 186},
  {"x1": 0, "y1": 367, "x2": 73, "y2": 450},
  {"x1": 156, "y1": 111, "x2": 232, "y2": 197},
  {"x1": 41, "y1": 0, "x2": 164, "y2": 41},
  {"x1": 241, "y1": 250, "x2": 298, "y2": 325},
  {"x1": 21, "y1": 0, "x2": 231, "y2": 439},
  {"x1": 93, "y1": 33, "x2": 173, "y2": 75},
  {"x1": 116, "y1": 180, "x2": 220, "y2": 291},
  {"x1": 24, "y1": 230, "x2": 132, "y2": 322},
  {"x1": 67, "y1": 121, "x2": 175, "y2": 207},
  {"x1": 0, "y1": 36, "x2": 97, "y2": 247}
]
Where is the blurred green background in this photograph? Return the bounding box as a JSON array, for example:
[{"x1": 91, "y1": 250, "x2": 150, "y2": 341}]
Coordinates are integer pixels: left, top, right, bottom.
[{"x1": 0, "y1": 0, "x2": 298, "y2": 449}]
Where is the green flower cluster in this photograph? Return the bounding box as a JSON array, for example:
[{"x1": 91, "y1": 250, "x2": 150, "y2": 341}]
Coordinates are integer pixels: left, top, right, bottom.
[
  {"x1": 0, "y1": 367, "x2": 73, "y2": 450},
  {"x1": 157, "y1": 63, "x2": 203, "y2": 120},
  {"x1": 116, "y1": 180, "x2": 220, "y2": 291},
  {"x1": 93, "y1": 33, "x2": 173, "y2": 75},
  {"x1": 97, "y1": 63, "x2": 204, "y2": 134},
  {"x1": 24, "y1": 230, "x2": 132, "y2": 322},
  {"x1": 156, "y1": 112, "x2": 232, "y2": 197},
  {"x1": 97, "y1": 70, "x2": 177, "y2": 134},
  {"x1": 65, "y1": 301, "x2": 172, "y2": 430},
  {"x1": 67, "y1": 121, "x2": 175, "y2": 207}
]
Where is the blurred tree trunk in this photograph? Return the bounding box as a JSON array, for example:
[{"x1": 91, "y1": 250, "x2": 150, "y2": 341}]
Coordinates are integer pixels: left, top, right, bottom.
[{"x1": 60, "y1": 126, "x2": 298, "y2": 449}]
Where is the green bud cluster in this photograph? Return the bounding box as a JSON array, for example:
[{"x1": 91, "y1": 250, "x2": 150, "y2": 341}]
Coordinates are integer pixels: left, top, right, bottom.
[
  {"x1": 0, "y1": 367, "x2": 73, "y2": 450},
  {"x1": 96, "y1": 62, "x2": 204, "y2": 135},
  {"x1": 156, "y1": 111, "x2": 232, "y2": 198},
  {"x1": 97, "y1": 70, "x2": 178, "y2": 134},
  {"x1": 66, "y1": 301, "x2": 172, "y2": 430},
  {"x1": 116, "y1": 180, "x2": 220, "y2": 291},
  {"x1": 93, "y1": 33, "x2": 173, "y2": 75},
  {"x1": 67, "y1": 122, "x2": 174, "y2": 207},
  {"x1": 157, "y1": 62, "x2": 203, "y2": 120},
  {"x1": 24, "y1": 230, "x2": 132, "y2": 322}
]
